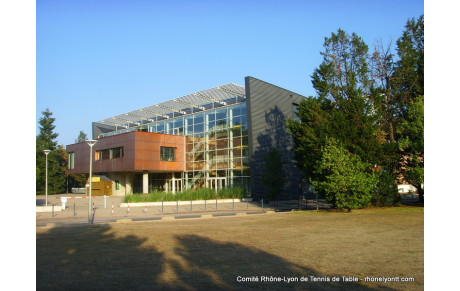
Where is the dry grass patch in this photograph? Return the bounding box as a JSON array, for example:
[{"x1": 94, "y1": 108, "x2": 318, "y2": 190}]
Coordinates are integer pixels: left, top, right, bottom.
[{"x1": 37, "y1": 206, "x2": 423, "y2": 290}]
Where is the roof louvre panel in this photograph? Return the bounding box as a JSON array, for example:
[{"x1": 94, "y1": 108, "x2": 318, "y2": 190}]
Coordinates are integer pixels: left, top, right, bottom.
[{"x1": 97, "y1": 83, "x2": 245, "y2": 128}]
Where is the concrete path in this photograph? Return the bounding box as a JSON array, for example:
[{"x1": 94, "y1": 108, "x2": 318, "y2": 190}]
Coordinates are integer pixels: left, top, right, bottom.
[
  {"x1": 36, "y1": 194, "x2": 330, "y2": 227},
  {"x1": 36, "y1": 194, "x2": 270, "y2": 227}
]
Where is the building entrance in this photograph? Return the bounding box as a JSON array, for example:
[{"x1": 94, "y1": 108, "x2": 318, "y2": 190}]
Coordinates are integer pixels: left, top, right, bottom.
[
  {"x1": 207, "y1": 177, "x2": 226, "y2": 192},
  {"x1": 167, "y1": 178, "x2": 182, "y2": 193}
]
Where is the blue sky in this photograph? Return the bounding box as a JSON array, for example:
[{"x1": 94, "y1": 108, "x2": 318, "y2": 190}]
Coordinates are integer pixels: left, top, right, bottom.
[{"x1": 36, "y1": 0, "x2": 424, "y2": 146}]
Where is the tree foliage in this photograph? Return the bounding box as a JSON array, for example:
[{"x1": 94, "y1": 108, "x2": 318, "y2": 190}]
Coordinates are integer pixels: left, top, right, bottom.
[
  {"x1": 75, "y1": 130, "x2": 88, "y2": 143},
  {"x1": 288, "y1": 15, "x2": 424, "y2": 208},
  {"x1": 397, "y1": 95, "x2": 424, "y2": 200},
  {"x1": 36, "y1": 109, "x2": 67, "y2": 194},
  {"x1": 395, "y1": 16, "x2": 424, "y2": 103},
  {"x1": 394, "y1": 16, "x2": 424, "y2": 201},
  {"x1": 311, "y1": 138, "x2": 378, "y2": 211}
]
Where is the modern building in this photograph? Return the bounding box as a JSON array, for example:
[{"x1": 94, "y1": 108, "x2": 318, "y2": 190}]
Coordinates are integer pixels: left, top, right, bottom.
[{"x1": 66, "y1": 76, "x2": 307, "y2": 199}]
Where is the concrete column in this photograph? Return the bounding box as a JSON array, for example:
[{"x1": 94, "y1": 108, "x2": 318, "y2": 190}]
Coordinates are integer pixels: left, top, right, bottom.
[
  {"x1": 172, "y1": 173, "x2": 176, "y2": 194},
  {"x1": 143, "y1": 171, "x2": 149, "y2": 194},
  {"x1": 125, "y1": 173, "x2": 133, "y2": 195}
]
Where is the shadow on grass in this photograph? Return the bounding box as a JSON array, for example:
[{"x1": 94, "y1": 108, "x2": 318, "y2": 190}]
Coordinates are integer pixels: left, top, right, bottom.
[
  {"x1": 37, "y1": 225, "x2": 394, "y2": 290},
  {"x1": 37, "y1": 224, "x2": 165, "y2": 290}
]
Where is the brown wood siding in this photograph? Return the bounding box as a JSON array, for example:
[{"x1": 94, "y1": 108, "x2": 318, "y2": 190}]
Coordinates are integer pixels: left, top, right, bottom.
[{"x1": 66, "y1": 131, "x2": 185, "y2": 175}]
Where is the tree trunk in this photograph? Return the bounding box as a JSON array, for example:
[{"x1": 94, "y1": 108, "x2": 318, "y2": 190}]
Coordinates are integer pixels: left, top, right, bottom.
[{"x1": 417, "y1": 184, "x2": 424, "y2": 203}]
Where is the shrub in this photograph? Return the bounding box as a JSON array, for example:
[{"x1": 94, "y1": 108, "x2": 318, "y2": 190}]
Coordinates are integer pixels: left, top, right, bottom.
[
  {"x1": 373, "y1": 170, "x2": 401, "y2": 206},
  {"x1": 123, "y1": 187, "x2": 244, "y2": 203},
  {"x1": 311, "y1": 138, "x2": 378, "y2": 211}
]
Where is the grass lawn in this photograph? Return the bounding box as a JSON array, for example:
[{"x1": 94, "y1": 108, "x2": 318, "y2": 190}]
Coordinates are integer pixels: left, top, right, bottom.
[{"x1": 36, "y1": 206, "x2": 423, "y2": 290}]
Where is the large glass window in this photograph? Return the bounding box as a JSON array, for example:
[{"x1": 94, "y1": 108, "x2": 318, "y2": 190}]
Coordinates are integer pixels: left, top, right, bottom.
[
  {"x1": 194, "y1": 123, "x2": 204, "y2": 133},
  {"x1": 194, "y1": 113, "x2": 204, "y2": 124},
  {"x1": 216, "y1": 108, "x2": 227, "y2": 120},
  {"x1": 156, "y1": 122, "x2": 165, "y2": 133},
  {"x1": 174, "y1": 118, "x2": 183, "y2": 128},
  {"x1": 206, "y1": 111, "x2": 216, "y2": 122},
  {"x1": 160, "y1": 147, "x2": 176, "y2": 162},
  {"x1": 231, "y1": 105, "x2": 241, "y2": 117}
]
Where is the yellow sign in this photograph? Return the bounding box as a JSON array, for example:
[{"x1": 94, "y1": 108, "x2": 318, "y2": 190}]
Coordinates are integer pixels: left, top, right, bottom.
[{"x1": 91, "y1": 177, "x2": 100, "y2": 182}]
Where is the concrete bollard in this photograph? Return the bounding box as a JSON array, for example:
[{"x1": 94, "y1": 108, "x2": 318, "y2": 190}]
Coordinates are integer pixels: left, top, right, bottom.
[{"x1": 61, "y1": 197, "x2": 67, "y2": 210}]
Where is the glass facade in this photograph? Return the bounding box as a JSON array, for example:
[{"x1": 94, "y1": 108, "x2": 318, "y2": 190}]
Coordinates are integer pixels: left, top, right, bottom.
[
  {"x1": 98, "y1": 98, "x2": 249, "y2": 194},
  {"x1": 145, "y1": 102, "x2": 250, "y2": 194}
]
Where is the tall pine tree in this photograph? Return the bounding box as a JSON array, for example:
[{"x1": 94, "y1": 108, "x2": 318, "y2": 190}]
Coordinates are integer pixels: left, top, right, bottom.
[{"x1": 36, "y1": 108, "x2": 67, "y2": 194}]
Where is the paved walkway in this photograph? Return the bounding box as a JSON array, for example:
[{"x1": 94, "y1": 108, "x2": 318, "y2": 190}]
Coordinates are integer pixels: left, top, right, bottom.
[{"x1": 36, "y1": 194, "x2": 330, "y2": 227}]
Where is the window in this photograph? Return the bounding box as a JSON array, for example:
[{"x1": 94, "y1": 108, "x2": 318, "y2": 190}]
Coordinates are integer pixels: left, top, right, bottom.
[
  {"x1": 293, "y1": 103, "x2": 300, "y2": 121},
  {"x1": 68, "y1": 152, "x2": 75, "y2": 169},
  {"x1": 96, "y1": 147, "x2": 124, "y2": 160},
  {"x1": 112, "y1": 147, "x2": 123, "y2": 159},
  {"x1": 160, "y1": 147, "x2": 176, "y2": 162},
  {"x1": 99, "y1": 149, "x2": 111, "y2": 160}
]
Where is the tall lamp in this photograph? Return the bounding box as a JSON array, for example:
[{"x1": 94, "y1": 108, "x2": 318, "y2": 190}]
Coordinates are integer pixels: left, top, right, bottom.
[
  {"x1": 43, "y1": 150, "x2": 50, "y2": 207},
  {"x1": 86, "y1": 140, "x2": 97, "y2": 224}
]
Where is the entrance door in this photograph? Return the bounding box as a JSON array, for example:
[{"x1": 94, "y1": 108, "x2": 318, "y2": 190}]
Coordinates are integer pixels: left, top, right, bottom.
[
  {"x1": 207, "y1": 177, "x2": 226, "y2": 192},
  {"x1": 167, "y1": 179, "x2": 182, "y2": 193}
]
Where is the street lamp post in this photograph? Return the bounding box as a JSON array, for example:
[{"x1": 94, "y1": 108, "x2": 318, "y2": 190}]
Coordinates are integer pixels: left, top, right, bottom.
[
  {"x1": 86, "y1": 140, "x2": 97, "y2": 224},
  {"x1": 43, "y1": 150, "x2": 50, "y2": 207}
]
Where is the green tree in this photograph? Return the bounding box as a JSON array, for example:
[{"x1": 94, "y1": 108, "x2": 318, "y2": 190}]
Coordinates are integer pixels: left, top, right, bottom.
[
  {"x1": 287, "y1": 97, "x2": 333, "y2": 182},
  {"x1": 398, "y1": 95, "x2": 424, "y2": 201},
  {"x1": 260, "y1": 149, "x2": 286, "y2": 201},
  {"x1": 36, "y1": 108, "x2": 67, "y2": 194},
  {"x1": 310, "y1": 28, "x2": 383, "y2": 164},
  {"x1": 393, "y1": 15, "x2": 424, "y2": 202},
  {"x1": 288, "y1": 17, "x2": 424, "y2": 207},
  {"x1": 394, "y1": 15, "x2": 424, "y2": 104},
  {"x1": 75, "y1": 130, "x2": 88, "y2": 143},
  {"x1": 311, "y1": 138, "x2": 378, "y2": 212},
  {"x1": 287, "y1": 28, "x2": 386, "y2": 208}
]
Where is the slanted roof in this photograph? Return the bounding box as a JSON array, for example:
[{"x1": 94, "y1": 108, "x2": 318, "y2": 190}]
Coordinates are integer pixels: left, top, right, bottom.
[{"x1": 97, "y1": 83, "x2": 245, "y2": 128}]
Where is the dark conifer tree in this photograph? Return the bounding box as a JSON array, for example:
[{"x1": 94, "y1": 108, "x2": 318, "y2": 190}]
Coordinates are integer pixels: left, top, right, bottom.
[{"x1": 36, "y1": 108, "x2": 67, "y2": 194}]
